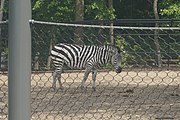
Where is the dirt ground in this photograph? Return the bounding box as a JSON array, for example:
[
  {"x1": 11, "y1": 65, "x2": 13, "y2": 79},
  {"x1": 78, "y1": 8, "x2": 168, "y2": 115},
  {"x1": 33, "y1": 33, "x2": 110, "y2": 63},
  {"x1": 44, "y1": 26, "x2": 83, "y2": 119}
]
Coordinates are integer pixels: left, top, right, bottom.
[{"x1": 0, "y1": 70, "x2": 180, "y2": 120}]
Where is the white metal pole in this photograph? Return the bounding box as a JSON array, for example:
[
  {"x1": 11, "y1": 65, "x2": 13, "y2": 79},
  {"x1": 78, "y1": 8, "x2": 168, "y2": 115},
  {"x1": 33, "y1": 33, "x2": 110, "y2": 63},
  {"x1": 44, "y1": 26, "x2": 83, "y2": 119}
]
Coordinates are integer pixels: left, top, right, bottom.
[{"x1": 8, "y1": 0, "x2": 31, "y2": 119}]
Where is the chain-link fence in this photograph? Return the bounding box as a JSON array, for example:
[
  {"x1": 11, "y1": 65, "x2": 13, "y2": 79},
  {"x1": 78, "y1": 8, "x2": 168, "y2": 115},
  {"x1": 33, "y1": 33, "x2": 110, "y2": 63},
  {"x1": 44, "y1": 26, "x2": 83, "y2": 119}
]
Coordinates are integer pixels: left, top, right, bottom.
[
  {"x1": 0, "y1": 20, "x2": 180, "y2": 120},
  {"x1": 30, "y1": 20, "x2": 180, "y2": 120},
  {"x1": 0, "y1": 21, "x2": 8, "y2": 120}
]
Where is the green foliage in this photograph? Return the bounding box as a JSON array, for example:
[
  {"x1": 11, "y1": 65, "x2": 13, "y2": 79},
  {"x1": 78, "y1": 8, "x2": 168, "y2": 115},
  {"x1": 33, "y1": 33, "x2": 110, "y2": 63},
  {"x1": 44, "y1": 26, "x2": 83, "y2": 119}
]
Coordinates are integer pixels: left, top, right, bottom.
[
  {"x1": 2, "y1": 0, "x2": 180, "y2": 21},
  {"x1": 32, "y1": 0, "x2": 180, "y2": 21},
  {"x1": 115, "y1": 36, "x2": 133, "y2": 67},
  {"x1": 32, "y1": 0, "x2": 116, "y2": 21},
  {"x1": 115, "y1": 35, "x2": 152, "y2": 68},
  {"x1": 159, "y1": 0, "x2": 180, "y2": 19},
  {"x1": 32, "y1": 0, "x2": 75, "y2": 21},
  {"x1": 85, "y1": 0, "x2": 116, "y2": 20},
  {"x1": 105, "y1": 35, "x2": 139, "y2": 67}
]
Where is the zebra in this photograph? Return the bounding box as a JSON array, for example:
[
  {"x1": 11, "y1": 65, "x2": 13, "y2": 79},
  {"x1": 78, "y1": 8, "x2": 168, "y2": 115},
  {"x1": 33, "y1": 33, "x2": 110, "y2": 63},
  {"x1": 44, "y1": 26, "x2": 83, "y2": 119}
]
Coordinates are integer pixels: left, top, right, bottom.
[{"x1": 51, "y1": 43, "x2": 122, "y2": 91}]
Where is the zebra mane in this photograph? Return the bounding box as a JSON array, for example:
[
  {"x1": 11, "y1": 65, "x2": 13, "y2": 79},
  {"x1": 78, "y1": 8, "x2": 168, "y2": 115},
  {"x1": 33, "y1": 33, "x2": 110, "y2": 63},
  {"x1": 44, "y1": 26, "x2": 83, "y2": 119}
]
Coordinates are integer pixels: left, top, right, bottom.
[{"x1": 56, "y1": 43, "x2": 121, "y2": 53}]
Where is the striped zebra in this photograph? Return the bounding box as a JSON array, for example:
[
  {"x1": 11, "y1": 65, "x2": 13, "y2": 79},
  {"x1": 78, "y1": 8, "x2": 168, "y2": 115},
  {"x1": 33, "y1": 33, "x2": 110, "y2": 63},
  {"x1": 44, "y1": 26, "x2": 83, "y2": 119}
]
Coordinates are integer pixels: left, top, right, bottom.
[{"x1": 51, "y1": 43, "x2": 122, "y2": 91}]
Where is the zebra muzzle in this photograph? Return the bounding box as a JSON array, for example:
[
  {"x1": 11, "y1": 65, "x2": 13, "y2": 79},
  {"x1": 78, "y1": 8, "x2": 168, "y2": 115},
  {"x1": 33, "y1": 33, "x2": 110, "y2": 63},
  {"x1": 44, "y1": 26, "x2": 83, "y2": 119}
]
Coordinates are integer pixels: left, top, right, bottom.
[{"x1": 116, "y1": 66, "x2": 122, "y2": 73}]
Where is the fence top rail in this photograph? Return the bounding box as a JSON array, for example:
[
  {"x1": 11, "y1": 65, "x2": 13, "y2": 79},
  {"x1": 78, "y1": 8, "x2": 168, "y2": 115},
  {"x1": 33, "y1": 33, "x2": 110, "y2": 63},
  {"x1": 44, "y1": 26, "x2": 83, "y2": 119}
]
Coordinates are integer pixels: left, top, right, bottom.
[
  {"x1": 70, "y1": 19, "x2": 180, "y2": 24},
  {"x1": 30, "y1": 20, "x2": 180, "y2": 30}
]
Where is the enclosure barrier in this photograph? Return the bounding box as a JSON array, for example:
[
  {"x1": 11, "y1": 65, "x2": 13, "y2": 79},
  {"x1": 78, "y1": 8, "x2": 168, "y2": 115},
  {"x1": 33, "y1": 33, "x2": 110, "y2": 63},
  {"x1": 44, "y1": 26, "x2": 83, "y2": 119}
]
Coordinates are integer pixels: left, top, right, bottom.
[
  {"x1": 0, "y1": 20, "x2": 180, "y2": 120},
  {"x1": 30, "y1": 20, "x2": 180, "y2": 120}
]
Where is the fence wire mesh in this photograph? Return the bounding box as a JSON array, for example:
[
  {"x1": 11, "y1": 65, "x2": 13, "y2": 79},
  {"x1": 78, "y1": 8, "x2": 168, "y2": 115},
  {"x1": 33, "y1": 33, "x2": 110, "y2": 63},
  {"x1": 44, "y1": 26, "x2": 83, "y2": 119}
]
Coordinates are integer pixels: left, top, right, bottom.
[
  {"x1": 0, "y1": 21, "x2": 8, "y2": 120},
  {"x1": 30, "y1": 20, "x2": 180, "y2": 120},
  {"x1": 0, "y1": 20, "x2": 180, "y2": 120}
]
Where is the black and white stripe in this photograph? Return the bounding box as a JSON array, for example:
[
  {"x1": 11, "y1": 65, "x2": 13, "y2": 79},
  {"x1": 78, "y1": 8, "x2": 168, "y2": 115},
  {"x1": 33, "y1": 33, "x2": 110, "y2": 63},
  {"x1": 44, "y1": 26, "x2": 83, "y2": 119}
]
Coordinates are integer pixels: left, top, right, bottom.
[{"x1": 51, "y1": 43, "x2": 122, "y2": 91}]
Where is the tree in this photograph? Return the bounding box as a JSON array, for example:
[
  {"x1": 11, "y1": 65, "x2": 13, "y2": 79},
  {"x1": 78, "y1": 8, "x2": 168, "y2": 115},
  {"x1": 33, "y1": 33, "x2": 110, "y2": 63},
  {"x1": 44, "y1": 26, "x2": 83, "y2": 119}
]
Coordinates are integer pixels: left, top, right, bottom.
[
  {"x1": 0, "y1": 0, "x2": 4, "y2": 21},
  {"x1": 108, "y1": 0, "x2": 114, "y2": 45},
  {"x1": 0, "y1": 0, "x2": 5, "y2": 70},
  {"x1": 153, "y1": 0, "x2": 162, "y2": 67},
  {"x1": 74, "y1": 0, "x2": 84, "y2": 44}
]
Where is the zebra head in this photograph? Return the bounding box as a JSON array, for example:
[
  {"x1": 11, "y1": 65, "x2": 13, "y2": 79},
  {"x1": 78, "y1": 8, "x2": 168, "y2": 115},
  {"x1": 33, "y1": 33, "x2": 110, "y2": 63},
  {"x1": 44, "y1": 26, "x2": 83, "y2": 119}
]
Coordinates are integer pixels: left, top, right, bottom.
[{"x1": 110, "y1": 47, "x2": 122, "y2": 73}]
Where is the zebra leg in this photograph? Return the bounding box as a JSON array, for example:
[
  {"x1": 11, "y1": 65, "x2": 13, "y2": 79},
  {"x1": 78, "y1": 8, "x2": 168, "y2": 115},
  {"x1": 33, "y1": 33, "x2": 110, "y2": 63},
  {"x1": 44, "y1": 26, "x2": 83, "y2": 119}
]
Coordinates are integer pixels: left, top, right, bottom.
[
  {"x1": 57, "y1": 70, "x2": 63, "y2": 91},
  {"x1": 81, "y1": 68, "x2": 91, "y2": 90},
  {"x1": 52, "y1": 68, "x2": 63, "y2": 91},
  {"x1": 52, "y1": 70, "x2": 58, "y2": 91},
  {"x1": 92, "y1": 69, "x2": 97, "y2": 91}
]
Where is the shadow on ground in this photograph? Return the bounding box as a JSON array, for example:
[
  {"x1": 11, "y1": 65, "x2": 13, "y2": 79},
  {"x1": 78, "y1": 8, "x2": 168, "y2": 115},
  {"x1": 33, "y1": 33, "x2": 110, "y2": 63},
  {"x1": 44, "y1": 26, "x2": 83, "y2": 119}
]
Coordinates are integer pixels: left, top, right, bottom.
[{"x1": 31, "y1": 83, "x2": 180, "y2": 119}]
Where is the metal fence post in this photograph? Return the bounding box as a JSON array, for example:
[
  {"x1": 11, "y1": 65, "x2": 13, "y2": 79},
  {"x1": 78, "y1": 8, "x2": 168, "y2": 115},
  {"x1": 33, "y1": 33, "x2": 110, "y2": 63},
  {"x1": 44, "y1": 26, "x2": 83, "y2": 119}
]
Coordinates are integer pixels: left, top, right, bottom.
[{"x1": 8, "y1": 0, "x2": 31, "y2": 120}]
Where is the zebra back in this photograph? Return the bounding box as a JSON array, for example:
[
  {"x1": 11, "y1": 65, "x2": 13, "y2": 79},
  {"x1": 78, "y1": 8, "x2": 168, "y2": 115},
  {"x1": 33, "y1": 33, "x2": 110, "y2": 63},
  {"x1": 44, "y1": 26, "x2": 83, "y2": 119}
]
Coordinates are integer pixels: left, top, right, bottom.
[{"x1": 51, "y1": 43, "x2": 117, "y2": 69}]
